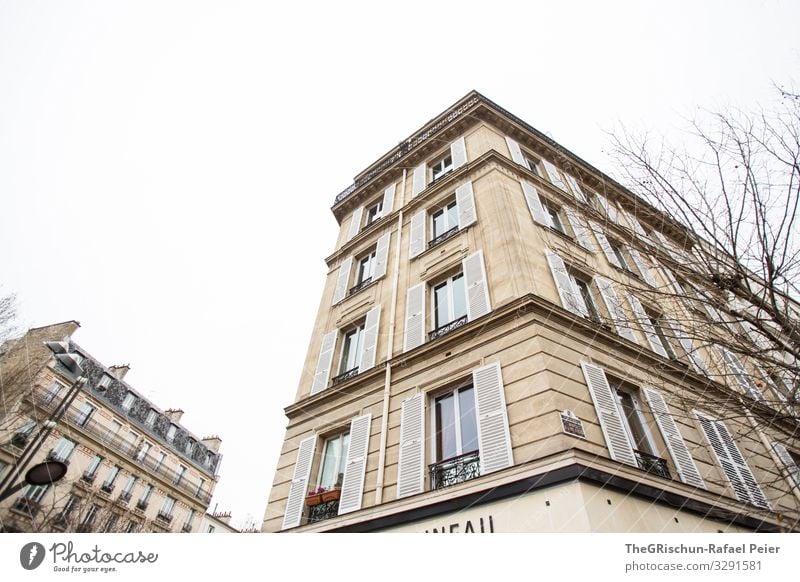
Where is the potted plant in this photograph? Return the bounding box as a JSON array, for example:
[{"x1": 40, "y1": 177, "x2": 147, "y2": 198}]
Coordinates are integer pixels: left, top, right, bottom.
[{"x1": 305, "y1": 487, "x2": 326, "y2": 507}]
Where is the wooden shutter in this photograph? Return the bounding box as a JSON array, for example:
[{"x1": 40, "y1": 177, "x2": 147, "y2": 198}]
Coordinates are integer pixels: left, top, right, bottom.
[
  {"x1": 521, "y1": 180, "x2": 548, "y2": 226},
  {"x1": 373, "y1": 232, "x2": 390, "y2": 280},
  {"x1": 310, "y1": 330, "x2": 337, "y2": 395},
  {"x1": 463, "y1": 250, "x2": 491, "y2": 321},
  {"x1": 359, "y1": 305, "x2": 381, "y2": 373},
  {"x1": 396, "y1": 393, "x2": 425, "y2": 499},
  {"x1": 331, "y1": 256, "x2": 353, "y2": 305},
  {"x1": 450, "y1": 137, "x2": 467, "y2": 170},
  {"x1": 545, "y1": 251, "x2": 588, "y2": 317},
  {"x1": 338, "y1": 414, "x2": 371, "y2": 515},
  {"x1": 281, "y1": 436, "x2": 316, "y2": 530},
  {"x1": 411, "y1": 163, "x2": 426, "y2": 198},
  {"x1": 626, "y1": 293, "x2": 669, "y2": 357},
  {"x1": 409, "y1": 210, "x2": 426, "y2": 259},
  {"x1": 382, "y1": 183, "x2": 396, "y2": 215},
  {"x1": 565, "y1": 173, "x2": 588, "y2": 203},
  {"x1": 455, "y1": 181, "x2": 477, "y2": 228},
  {"x1": 590, "y1": 222, "x2": 623, "y2": 268},
  {"x1": 642, "y1": 387, "x2": 705, "y2": 488},
  {"x1": 580, "y1": 362, "x2": 637, "y2": 466},
  {"x1": 720, "y1": 348, "x2": 764, "y2": 401},
  {"x1": 473, "y1": 362, "x2": 513, "y2": 474},
  {"x1": 695, "y1": 412, "x2": 770, "y2": 509},
  {"x1": 542, "y1": 159, "x2": 568, "y2": 191},
  {"x1": 347, "y1": 207, "x2": 363, "y2": 241},
  {"x1": 504, "y1": 136, "x2": 529, "y2": 168},
  {"x1": 403, "y1": 283, "x2": 426, "y2": 352},
  {"x1": 595, "y1": 193, "x2": 619, "y2": 223},
  {"x1": 596, "y1": 277, "x2": 637, "y2": 342},
  {"x1": 563, "y1": 207, "x2": 596, "y2": 251},
  {"x1": 628, "y1": 248, "x2": 658, "y2": 287},
  {"x1": 665, "y1": 318, "x2": 708, "y2": 374},
  {"x1": 772, "y1": 442, "x2": 800, "y2": 488}
]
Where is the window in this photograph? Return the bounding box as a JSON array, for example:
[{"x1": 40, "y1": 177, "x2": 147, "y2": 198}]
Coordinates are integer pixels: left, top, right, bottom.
[
  {"x1": 125, "y1": 521, "x2": 139, "y2": 533},
  {"x1": 97, "y1": 375, "x2": 113, "y2": 390},
  {"x1": 572, "y1": 276, "x2": 601, "y2": 322},
  {"x1": 430, "y1": 384, "x2": 479, "y2": 490},
  {"x1": 184, "y1": 438, "x2": 195, "y2": 456},
  {"x1": 542, "y1": 201, "x2": 566, "y2": 235},
  {"x1": 431, "y1": 200, "x2": 459, "y2": 242},
  {"x1": 135, "y1": 441, "x2": 152, "y2": 462},
  {"x1": 121, "y1": 392, "x2": 136, "y2": 412},
  {"x1": 81, "y1": 504, "x2": 99, "y2": 528},
  {"x1": 166, "y1": 425, "x2": 177, "y2": 443},
  {"x1": 106, "y1": 420, "x2": 123, "y2": 442},
  {"x1": 84, "y1": 455, "x2": 102, "y2": 480},
  {"x1": 196, "y1": 478, "x2": 206, "y2": 497},
  {"x1": 50, "y1": 437, "x2": 76, "y2": 463},
  {"x1": 430, "y1": 153, "x2": 453, "y2": 182},
  {"x1": 365, "y1": 199, "x2": 384, "y2": 226},
  {"x1": 647, "y1": 313, "x2": 677, "y2": 358},
  {"x1": 122, "y1": 475, "x2": 137, "y2": 496},
  {"x1": 74, "y1": 401, "x2": 96, "y2": 427},
  {"x1": 608, "y1": 240, "x2": 630, "y2": 270},
  {"x1": 139, "y1": 484, "x2": 153, "y2": 503},
  {"x1": 614, "y1": 387, "x2": 656, "y2": 456},
  {"x1": 103, "y1": 465, "x2": 121, "y2": 489},
  {"x1": 153, "y1": 452, "x2": 167, "y2": 471},
  {"x1": 23, "y1": 483, "x2": 48, "y2": 503},
  {"x1": 525, "y1": 155, "x2": 542, "y2": 177},
  {"x1": 174, "y1": 464, "x2": 187, "y2": 485},
  {"x1": 59, "y1": 495, "x2": 79, "y2": 521},
  {"x1": 103, "y1": 514, "x2": 119, "y2": 532},
  {"x1": 350, "y1": 250, "x2": 376, "y2": 294},
  {"x1": 207, "y1": 525, "x2": 216, "y2": 533},
  {"x1": 338, "y1": 324, "x2": 364, "y2": 377},
  {"x1": 44, "y1": 381, "x2": 64, "y2": 404},
  {"x1": 184, "y1": 509, "x2": 196, "y2": 530},
  {"x1": 145, "y1": 409, "x2": 158, "y2": 426},
  {"x1": 316, "y1": 432, "x2": 349, "y2": 491},
  {"x1": 432, "y1": 273, "x2": 467, "y2": 334},
  {"x1": 160, "y1": 496, "x2": 176, "y2": 520}
]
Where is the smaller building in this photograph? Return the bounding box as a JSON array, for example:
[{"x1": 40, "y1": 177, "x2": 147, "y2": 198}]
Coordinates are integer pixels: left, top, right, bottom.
[{"x1": 200, "y1": 510, "x2": 240, "y2": 533}]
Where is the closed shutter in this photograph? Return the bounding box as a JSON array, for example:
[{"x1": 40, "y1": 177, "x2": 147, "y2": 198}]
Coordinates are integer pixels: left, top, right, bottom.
[
  {"x1": 596, "y1": 277, "x2": 637, "y2": 342},
  {"x1": 628, "y1": 248, "x2": 658, "y2": 287},
  {"x1": 642, "y1": 387, "x2": 705, "y2": 488},
  {"x1": 521, "y1": 180, "x2": 548, "y2": 226},
  {"x1": 473, "y1": 362, "x2": 513, "y2": 474},
  {"x1": 450, "y1": 137, "x2": 467, "y2": 170},
  {"x1": 338, "y1": 414, "x2": 371, "y2": 515},
  {"x1": 542, "y1": 159, "x2": 568, "y2": 191},
  {"x1": 396, "y1": 393, "x2": 425, "y2": 499},
  {"x1": 359, "y1": 305, "x2": 381, "y2": 373},
  {"x1": 455, "y1": 181, "x2": 477, "y2": 228},
  {"x1": 590, "y1": 222, "x2": 623, "y2": 268},
  {"x1": 382, "y1": 183, "x2": 396, "y2": 215},
  {"x1": 373, "y1": 232, "x2": 390, "y2": 280},
  {"x1": 595, "y1": 193, "x2": 619, "y2": 223},
  {"x1": 580, "y1": 362, "x2": 637, "y2": 466},
  {"x1": 772, "y1": 442, "x2": 800, "y2": 488},
  {"x1": 504, "y1": 136, "x2": 529, "y2": 168},
  {"x1": 331, "y1": 256, "x2": 353, "y2": 305},
  {"x1": 565, "y1": 173, "x2": 588, "y2": 203},
  {"x1": 411, "y1": 163, "x2": 426, "y2": 198},
  {"x1": 563, "y1": 207, "x2": 596, "y2": 251},
  {"x1": 545, "y1": 251, "x2": 588, "y2": 317},
  {"x1": 720, "y1": 348, "x2": 764, "y2": 401},
  {"x1": 409, "y1": 210, "x2": 426, "y2": 259},
  {"x1": 347, "y1": 207, "x2": 363, "y2": 241},
  {"x1": 622, "y1": 208, "x2": 647, "y2": 237},
  {"x1": 281, "y1": 436, "x2": 316, "y2": 530},
  {"x1": 695, "y1": 412, "x2": 770, "y2": 509},
  {"x1": 310, "y1": 330, "x2": 337, "y2": 395},
  {"x1": 463, "y1": 250, "x2": 491, "y2": 321},
  {"x1": 626, "y1": 293, "x2": 669, "y2": 357},
  {"x1": 665, "y1": 318, "x2": 708, "y2": 374},
  {"x1": 403, "y1": 283, "x2": 426, "y2": 352}
]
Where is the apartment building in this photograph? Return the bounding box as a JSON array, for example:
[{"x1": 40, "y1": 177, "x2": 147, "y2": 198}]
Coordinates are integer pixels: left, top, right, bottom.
[
  {"x1": 0, "y1": 321, "x2": 223, "y2": 533},
  {"x1": 262, "y1": 91, "x2": 800, "y2": 533}
]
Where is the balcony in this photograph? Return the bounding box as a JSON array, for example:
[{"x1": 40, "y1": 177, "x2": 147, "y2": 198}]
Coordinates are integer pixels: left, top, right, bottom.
[
  {"x1": 429, "y1": 450, "x2": 480, "y2": 490},
  {"x1": 427, "y1": 225, "x2": 460, "y2": 250},
  {"x1": 80, "y1": 472, "x2": 97, "y2": 485},
  {"x1": 634, "y1": 449, "x2": 672, "y2": 480},
  {"x1": 331, "y1": 367, "x2": 359, "y2": 387},
  {"x1": 136, "y1": 500, "x2": 149, "y2": 512},
  {"x1": 181, "y1": 524, "x2": 192, "y2": 533},
  {"x1": 76, "y1": 523, "x2": 95, "y2": 533},
  {"x1": 429, "y1": 315, "x2": 468, "y2": 341},
  {"x1": 156, "y1": 511, "x2": 173, "y2": 524},
  {"x1": 348, "y1": 277, "x2": 373, "y2": 297},
  {"x1": 46, "y1": 451, "x2": 70, "y2": 466},
  {"x1": 118, "y1": 491, "x2": 132, "y2": 504},
  {"x1": 13, "y1": 497, "x2": 41, "y2": 518},
  {"x1": 100, "y1": 482, "x2": 115, "y2": 495}
]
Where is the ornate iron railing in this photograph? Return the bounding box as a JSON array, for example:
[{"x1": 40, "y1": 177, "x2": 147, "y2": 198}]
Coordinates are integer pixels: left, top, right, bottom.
[
  {"x1": 81, "y1": 472, "x2": 97, "y2": 485},
  {"x1": 47, "y1": 450, "x2": 71, "y2": 466},
  {"x1": 156, "y1": 511, "x2": 173, "y2": 523},
  {"x1": 118, "y1": 491, "x2": 132, "y2": 503},
  {"x1": 181, "y1": 523, "x2": 192, "y2": 533},
  {"x1": 348, "y1": 277, "x2": 373, "y2": 297},
  {"x1": 634, "y1": 449, "x2": 671, "y2": 480},
  {"x1": 136, "y1": 500, "x2": 149, "y2": 512},
  {"x1": 307, "y1": 500, "x2": 340, "y2": 523},
  {"x1": 429, "y1": 315, "x2": 468, "y2": 341},
  {"x1": 331, "y1": 367, "x2": 359, "y2": 386},
  {"x1": 10, "y1": 432, "x2": 30, "y2": 448},
  {"x1": 429, "y1": 450, "x2": 480, "y2": 490},
  {"x1": 427, "y1": 226, "x2": 460, "y2": 249},
  {"x1": 100, "y1": 482, "x2": 115, "y2": 494}
]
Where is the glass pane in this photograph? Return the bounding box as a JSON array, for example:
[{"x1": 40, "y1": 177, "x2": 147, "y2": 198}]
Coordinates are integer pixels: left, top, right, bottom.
[
  {"x1": 452, "y1": 274, "x2": 466, "y2": 320},
  {"x1": 617, "y1": 391, "x2": 650, "y2": 453},
  {"x1": 435, "y1": 394, "x2": 457, "y2": 460},
  {"x1": 446, "y1": 202, "x2": 458, "y2": 230},
  {"x1": 338, "y1": 433, "x2": 349, "y2": 488},
  {"x1": 434, "y1": 283, "x2": 450, "y2": 328},
  {"x1": 319, "y1": 436, "x2": 342, "y2": 490},
  {"x1": 458, "y1": 387, "x2": 478, "y2": 453},
  {"x1": 432, "y1": 210, "x2": 445, "y2": 238}
]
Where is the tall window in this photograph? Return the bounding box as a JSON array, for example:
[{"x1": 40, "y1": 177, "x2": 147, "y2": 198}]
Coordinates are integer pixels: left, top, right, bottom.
[
  {"x1": 51, "y1": 438, "x2": 76, "y2": 462},
  {"x1": 23, "y1": 483, "x2": 48, "y2": 503},
  {"x1": 103, "y1": 465, "x2": 121, "y2": 488},
  {"x1": 135, "y1": 441, "x2": 152, "y2": 462},
  {"x1": 614, "y1": 387, "x2": 655, "y2": 455},
  {"x1": 525, "y1": 155, "x2": 542, "y2": 177},
  {"x1": 433, "y1": 274, "x2": 467, "y2": 330},
  {"x1": 174, "y1": 465, "x2": 187, "y2": 485},
  {"x1": 339, "y1": 325, "x2": 364, "y2": 375},
  {"x1": 74, "y1": 402, "x2": 96, "y2": 427},
  {"x1": 196, "y1": 478, "x2": 206, "y2": 498},
  {"x1": 572, "y1": 277, "x2": 600, "y2": 322},
  {"x1": 433, "y1": 385, "x2": 478, "y2": 461},
  {"x1": 139, "y1": 484, "x2": 153, "y2": 503},
  {"x1": 122, "y1": 475, "x2": 137, "y2": 495},
  {"x1": 166, "y1": 425, "x2": 177, "y2": 443},
  {"x1": 430, "y1": 153, "x2": 453, "y2": 182},
  {"x1": 355, "y1": 251, "x2": 376, "y2": 287},
  {"x1": 154, "y1": 452, "x2": 167, "y2": 471},
  {"x1": 365, "y1": 199, "x2": 383, "y2": 225},
  {"x1": 608, "y1": 240, "x2": 630, "y2": 270},
  {"x1": 648, "y1": 313, "x2": 677, "y2": 358},
  {"x1": 145, "y1": 409, "x2": 158, "y2": 426},
  {"x1": 184, "y1": 508, "x2": 196, "y2": 529},
  {"x1": 543, "y1": 202, "x2": 566, "y2": 235},
  {"x1": 82, "y1": 504, "x2": 99, "y2": 528},
  {"x1": 44, "y1": 381, "x2": 64, "y2": 404},
  {"x1": 85, "y1": 455, "x2": 102, "y2": 479},
  {"x1": 160, "y1": 496, "x2": 176, "y2": 517},
  {"x1": 431, "y1": 201, "x2": 458, "y2": 240},
  {"x1": 317, "y1": 432, "x2": 349, "y2": 491},
  {"x1": 106, "y1": 420, "x2": 123, "y2": 442}
]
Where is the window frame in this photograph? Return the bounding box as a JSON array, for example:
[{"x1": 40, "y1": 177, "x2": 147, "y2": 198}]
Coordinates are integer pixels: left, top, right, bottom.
[
  {"x1": 429, "y1": 152, "x2": 454, "y2": 183},
  {"x1": 315, "y1": 431, "x2": 350, "y2": 491},
  {"x1": 338, "y1": 323, "x2": 365, "y2": 376},
  {"x1": 364, "y1": 198, "x2": 384, "y2": 226},
  {"x1": 74, "y1": 401, "x2": 96, "y2": 427},
  {"x1": 430, "y1": 199, "x2": 459, "y2": 242},
  {"x1": 431, "y1": 272, "x2": 467, "y2": 332},
  {"x1": 429, "y1": 382, "x2": 479, "y2": 463},
  {"x1": 612, "y1": 384, "x2": 658, "y2": 456},
  {"x1": 571, "y1": 275, "x2": 601, "y2": 323}
]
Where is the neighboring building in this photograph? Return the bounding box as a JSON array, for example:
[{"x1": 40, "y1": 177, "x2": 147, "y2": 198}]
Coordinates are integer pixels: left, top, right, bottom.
[
  {"x1": 0, "y1": 321, "x2": 223, "y2": 533},
  {"x1": 262, "y1": 91, "x2": 800, "y2": 533},
  {"x1": 200, "y1": 510, "x2": 240, "y2": 533}
]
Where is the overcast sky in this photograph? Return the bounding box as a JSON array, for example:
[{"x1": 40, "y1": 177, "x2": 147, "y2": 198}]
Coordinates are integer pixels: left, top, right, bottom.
[{"x1": 0, "y1": 1, "x2": 798, "y2": 529}]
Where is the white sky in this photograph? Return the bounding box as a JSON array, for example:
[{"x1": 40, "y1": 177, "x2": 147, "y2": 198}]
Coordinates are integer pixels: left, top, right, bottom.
[{"x1": 0, "y1": 1, "x2": 797, "y2": 529}]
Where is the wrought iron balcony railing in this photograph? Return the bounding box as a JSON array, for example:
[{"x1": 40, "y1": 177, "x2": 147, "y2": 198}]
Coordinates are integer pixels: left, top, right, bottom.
[
  {"x1": 81, "y1": 472, "x2": 97, "y2": 485},
  {"x1": 47, "y1": 450, "x2": 71, "y2": 466},
  {"x1": 429, "y1": 450, "x2": 480, "y2": 490},
  {"x1": 118, "y1": 491, "x2": 132, "y2": 503},
  {"x1": 427, "y1": 226, "x2": 460, "y2": 249},
  {"x1": 634, "y1": 449, "x2": 671, "y2": 480},
  {"x1": 136, "y1": 500, "x2": 149, "y2": 512},
  {"x1": 307, "y1": 500, "x2": 340, "y2": 523},
  {"x1": 331, "y1": 367, "x2": 359, "y2": 387},
  {"x1": 429, "y1": 315, "x2": 468, "y2": 341},
  {"x1": 348, "y1": 277, "x2": 373, "y2": 297},
  {"x1": 100, "y1": 482, "x2": 115, "y2": 494},
  {"x1": 181, "y1": 523, "x2": 192, "y2": 533},
  {"x1": 10, "y1": 432, "x2": 30, "y2": 448},
  {"x1": 77, "y1": 523, "x2": 94, "y2": 533},
  {"x1": 156, "y1": 511, "x2": 173, "y2": 523},
  {"x1": 13, "y1": 497, "x2": 41, "y2": 518}
]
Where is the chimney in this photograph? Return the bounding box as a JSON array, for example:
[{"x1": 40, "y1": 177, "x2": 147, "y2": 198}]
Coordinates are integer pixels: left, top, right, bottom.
[
  {"x1": 201, "y1": 435, "x2": 222, "y2": 453},
  {"x1": 213, "y1": 511, "x2": 232, "y2": 525},
  {"x1": 108, "y1": 364, "x2": 130, "y2": 381},
  {"x1": 165, "y1": 408, "x2": 184, "y2": 423}
]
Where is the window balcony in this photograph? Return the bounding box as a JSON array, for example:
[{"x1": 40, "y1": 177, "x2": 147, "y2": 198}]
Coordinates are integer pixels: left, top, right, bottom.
[
  {"x1": 427, "y1": 226, "x2": 460, "y2": 250},
  {"x1": 80, "y1": 472, "x2": 97, "y2": 485},
  {"x1": 136, "y1": 500, "x2": 149, "y2": 512},
  {"x1": 11, "y1": 432, "x2": 30, "y2": 448},
  {"x1": 100, "y1": 482, "x2": 115, "y2": 494},
  {"x1": 181, "y1": 524, "x2": 192, "y2": 533},
  {"x1": 118, "y1": 491, "x2": 132, "y2": 504},
  {"x1": 13, "y1": 497, "x2": 41, "y2": 518},
  {"x1": 633, "y1": 449, "x2": 671, "y2": 480},
  {"x1": 348, "y1": 277, "x2": 373, "y2": 297},
  {"x1": 306, "y1": 489, "x2": 341, "y2": 523},
  {"x1": 46, "y1": 450, "x2": 70, "y2": 466},
  {"x1": 77, "y1": 523, "x2": 94, "y2": 533},
  {"x1": 429, "y1": 450, "x2": 480, "y2": 490},
  {"x1": 331, "y1": 367, "x2": 359, "y2": 387},
  {"x1": 156, "y1": 511, "x2": 173, "y2": 524},
  {"x1": 429, "y1": 315, "x2": 468, "y2": 341}
]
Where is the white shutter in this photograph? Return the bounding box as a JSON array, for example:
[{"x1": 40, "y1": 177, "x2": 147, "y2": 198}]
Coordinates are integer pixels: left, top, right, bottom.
[
  {"x1": 338, "y1": 414, "x2": 371, "y2": 515},
  {"x1": 450, "y1": 137, "x2": 467, "y2": 170},
  {"x1": 403, "y1": 283, "x2": 426, "y2": 352},
  {"x1": 545, "y1": 251, "x2": 588, "y2": 317},
  {"x1": 720, "y1": 348, "x2": 764, "y2": 401},
  {"x1": 382, "y1": 183, "x2": 396, "y2": 215},
  {"x1": 642, "y1": 387, "x2": 705, "y2": 488},
  {"x1": 622, "y1": 208, "x2": 647, "y2": 237},
  {"x1": 626, "y1": 293, "x2": 669, "y2": 357},
  {"x1": 411, "y1": 163, "x2": 426, "y2": 198},
  {"x1": 504, "y1": 136, "x2": 529, "y2": 168},
  {"x1": 521, "y1": 180, "x2": 548, "y2": 226},
  {"x1": 347, "y1": 207, "x2": 363, "y2": 241},
  {"x1": 590, "y1": 222, "x2": 623, "y2": 268},
  {"x1": 463, "y1": 250, "x2": 491, "y2": 321},
  {"x1": 661, "y1": 266, "x2": 685, "y2": 295},
  {"x1": 595, "y1": 193, "x2": 619, "y2": 223},
  {"x1": 665, "y1": 318, "x2": 708, "y2": 374},
  {"x1": 580, "y1": 362, "x2": 637, "y2": 466},
  {"x1": 473, "y1": 362, "x2": 513, "y2": 474},
  {"x1": 359, "y1": 305, "x2": 381, "y2": 373},
  {"x1": 310, "y1": 330, "x2": 337, "y2": 395},
  {"x1": 409, "y1": 210, "x2": 426, "y2": 259},
  {"x1": 652, "y1": 230, "x2": 682, "y2": 262},
  {"x1": 373, "y1": 232, "x2": 390, "y2": 280},
  {"x1": 542, "y1": 159, "x2": 568, "y2": 191},
  {"x1": 596, "y1": 277, "x2": 637, "y2": 342},
  {"x1": 695, "y1": 412, "x2": 770, "y2": 509},
  {"x1": 331, "y1": 256, "x2": 353, "y2": 305},
  {"x1": 281, "y1": 436, "x2": 316, "y2": 530},
  {"x1": 565, "y1": 173, "x2": 588, "y2": 203},
  {"x1": 396, "y1": 393, "x2": 425, "y2": 499},
  {"x1": 455, "y1": 181, "x2": 477, "y2": 228},
  {"x1": 772, "y1": 442, "x2": 800, "y2": 488},
  {"x1": 564, "y1": 207, "x2": 596, "y2": 251},
  {"x1": 628, "y1": 248, "x2": 658, "y2": 287}
]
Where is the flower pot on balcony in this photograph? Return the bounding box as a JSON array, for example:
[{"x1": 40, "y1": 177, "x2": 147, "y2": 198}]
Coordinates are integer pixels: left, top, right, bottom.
[
  {"x1": 321, "y1": 489, "x2": 341, "y2": 503},
  {"x1": 304, "y1": 493, "x2": 324, "y2": 507}
]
